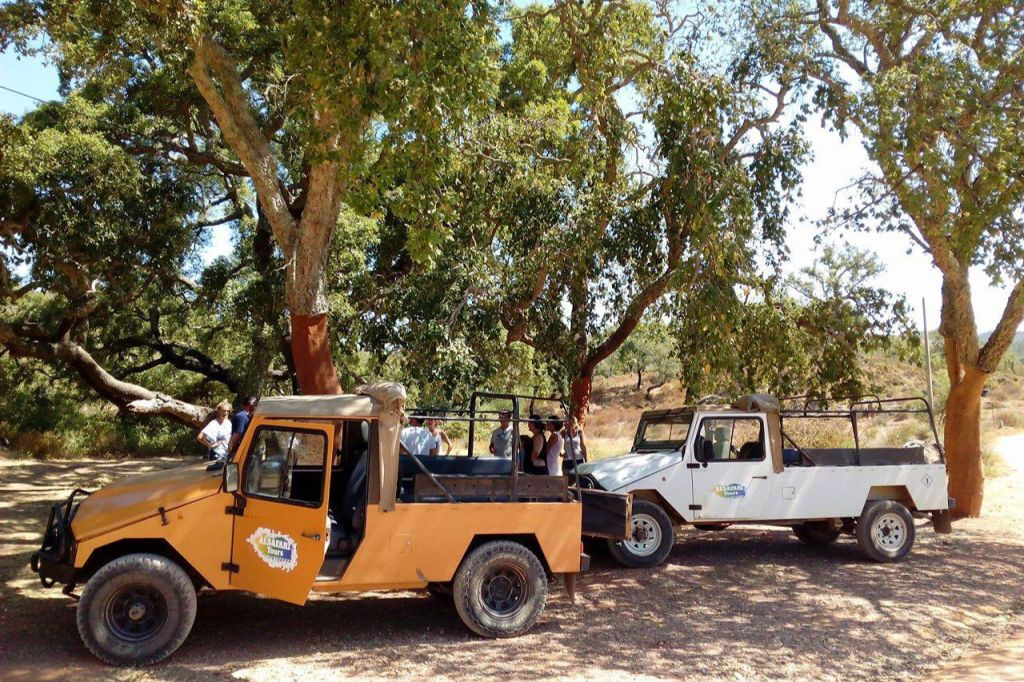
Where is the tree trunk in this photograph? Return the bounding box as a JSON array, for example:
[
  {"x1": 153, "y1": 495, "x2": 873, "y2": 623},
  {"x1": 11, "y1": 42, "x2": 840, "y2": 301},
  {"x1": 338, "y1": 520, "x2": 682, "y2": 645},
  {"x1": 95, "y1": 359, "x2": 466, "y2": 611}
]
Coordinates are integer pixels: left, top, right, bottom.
[
  {"x1": 289, "y1": 313, "x2": 342, "y2": 395},
  {"x1": 635, "y1": 368, "x2": 642, "y2": 389},
  {"x1": 944, "y1": 365, "x2": 987, "y2": 518},
  {"x1": 570, "y1": 372, "x2": 593, "y2": 424}
]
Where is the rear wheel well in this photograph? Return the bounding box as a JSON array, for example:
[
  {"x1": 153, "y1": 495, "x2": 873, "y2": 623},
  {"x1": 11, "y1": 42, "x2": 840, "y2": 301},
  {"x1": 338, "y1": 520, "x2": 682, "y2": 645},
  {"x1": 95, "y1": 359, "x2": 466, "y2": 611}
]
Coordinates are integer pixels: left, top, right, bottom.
[
  {"x1": 464, "y1": 534, "x2": 551, "y2": 576},
  {"x1": 865, "y1": 485, "x2": 915, "y2": 511},
  {"x1": 629, "y1": 489, "x2": 683, "y2": 523},
  {"x1": 79, "y1": 539, "x2": 208, "y2": 589}
]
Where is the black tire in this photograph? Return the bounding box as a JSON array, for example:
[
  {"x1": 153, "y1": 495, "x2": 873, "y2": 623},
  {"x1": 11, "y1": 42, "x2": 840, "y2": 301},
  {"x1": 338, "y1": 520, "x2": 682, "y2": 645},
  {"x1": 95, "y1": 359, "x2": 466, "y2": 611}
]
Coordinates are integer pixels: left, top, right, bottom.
[
  {"x1": 607, "y1": 500, "x2": 675, "y2": 568},
  {"x1": 793, "y1": 520, "x2": 841, "y2": 546},
  {"x1": 856, "y1": 500, "x2": 916, "y2": 562},
  {"x1": 453, "y1": 541, "x2": 547, "y2": 638},
  {"x1": 76, "y1": 553, "x2": 197, "y2": 666}
]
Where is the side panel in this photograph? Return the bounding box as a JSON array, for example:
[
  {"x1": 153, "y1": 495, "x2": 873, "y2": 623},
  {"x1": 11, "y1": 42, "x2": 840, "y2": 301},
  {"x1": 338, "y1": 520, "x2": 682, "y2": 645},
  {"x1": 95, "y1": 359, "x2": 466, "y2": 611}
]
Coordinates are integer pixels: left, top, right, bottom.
[
  {"x1": 759, "y1": 464, "x2": 949, "y2": 520},
  {"x1": 320, "y1": 502, "x2": 582, "y2": 591},
  {"x1": 74, "y1": 492, "x2": 235, "y2": 590},
  {"x1": 613, "y1": 462, "x2": 695, "y2": 522}
]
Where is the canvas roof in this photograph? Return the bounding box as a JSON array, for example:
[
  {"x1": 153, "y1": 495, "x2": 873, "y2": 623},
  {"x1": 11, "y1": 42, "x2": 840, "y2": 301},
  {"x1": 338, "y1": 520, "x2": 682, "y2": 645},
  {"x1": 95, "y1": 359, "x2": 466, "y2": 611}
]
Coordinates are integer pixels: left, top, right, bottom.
[{"x1": 253, "y1": 383, "x2": 407, "y2": 511}]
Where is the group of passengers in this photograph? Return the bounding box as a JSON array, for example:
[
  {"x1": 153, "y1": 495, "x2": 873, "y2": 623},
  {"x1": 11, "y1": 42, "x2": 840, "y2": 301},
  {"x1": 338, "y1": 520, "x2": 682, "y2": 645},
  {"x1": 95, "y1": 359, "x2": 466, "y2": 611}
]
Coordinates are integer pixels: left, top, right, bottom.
[{"x1": 400, "y1": 409, "x2": 588, "y2": 476}]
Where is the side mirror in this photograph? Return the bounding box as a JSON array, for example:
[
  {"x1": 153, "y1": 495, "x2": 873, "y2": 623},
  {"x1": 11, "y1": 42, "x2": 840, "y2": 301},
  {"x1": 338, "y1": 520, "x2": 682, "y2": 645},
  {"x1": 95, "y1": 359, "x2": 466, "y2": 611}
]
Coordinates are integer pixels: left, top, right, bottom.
[{"x1": 223, "y1": 462, "x2": 239, "y2": 493}]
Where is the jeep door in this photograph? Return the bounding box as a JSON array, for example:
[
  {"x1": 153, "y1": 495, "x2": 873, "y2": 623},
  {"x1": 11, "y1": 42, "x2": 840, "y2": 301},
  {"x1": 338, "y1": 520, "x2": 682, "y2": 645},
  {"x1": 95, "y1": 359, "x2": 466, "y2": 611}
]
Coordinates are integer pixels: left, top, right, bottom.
[
  {"x1": 229, "y1": 419, "x2": 333, "y2": 604},
  {"x1": 688, "y1": 415, "x2": 773, "y2": 520}
]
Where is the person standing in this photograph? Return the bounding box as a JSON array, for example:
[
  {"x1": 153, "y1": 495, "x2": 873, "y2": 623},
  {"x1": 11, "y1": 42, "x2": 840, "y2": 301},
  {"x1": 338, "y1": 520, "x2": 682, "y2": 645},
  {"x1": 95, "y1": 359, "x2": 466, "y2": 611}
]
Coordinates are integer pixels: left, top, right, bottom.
[
  {"x1": 228, "y1": 396, "x2": 258, "y2": 455},
  {"x1": 489, "y1": 410, "x2": 514, "y2": 458},
  {"x1": 523, "y1": 415, "x2": 547, "y2": 474},
  {"x1": 562, "y1": 415, "x2": 588, "y2": 473},
  {"x1": 544, "y1": 415, "x2": 564, "y2": 476},
  {"x1": 400, "y1": 416, "x2": 438, "y2": 457},
  {"x1": 198, "y1": 401, "x2": 233, "y2": 462},
  {"x1": 427, "y1": 416, "x2": 453, "y2": 455}
]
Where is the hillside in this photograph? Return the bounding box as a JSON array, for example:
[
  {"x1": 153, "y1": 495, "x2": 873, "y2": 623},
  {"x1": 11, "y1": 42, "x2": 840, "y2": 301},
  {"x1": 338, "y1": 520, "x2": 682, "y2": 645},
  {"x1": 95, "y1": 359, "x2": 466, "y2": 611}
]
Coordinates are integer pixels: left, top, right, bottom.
[{"x1": 980, "y1": 329, "x2": 1024, "y2": 357}]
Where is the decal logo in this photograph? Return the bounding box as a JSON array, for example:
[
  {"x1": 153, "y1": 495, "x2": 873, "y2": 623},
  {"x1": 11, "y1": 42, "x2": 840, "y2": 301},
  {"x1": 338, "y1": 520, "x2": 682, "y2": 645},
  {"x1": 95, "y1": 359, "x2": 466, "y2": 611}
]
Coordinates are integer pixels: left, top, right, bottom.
[
  {"x1": 713, "y1": 484, "x2": 746, "y2": 499},
  {"x1": 247, "y1": 527, "x2": 299, "y2": 572},
  {"x1": 922, "y1": 474, "x2": 933, "y2": 488}
]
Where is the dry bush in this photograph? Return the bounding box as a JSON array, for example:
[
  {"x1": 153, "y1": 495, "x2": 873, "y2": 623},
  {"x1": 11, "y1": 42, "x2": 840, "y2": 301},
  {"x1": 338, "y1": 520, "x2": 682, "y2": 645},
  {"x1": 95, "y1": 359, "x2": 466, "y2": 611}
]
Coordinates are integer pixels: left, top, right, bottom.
[
  {"x1": 779, "y1": 417, "x2": 854, "y2": 449},
  {"x1": 10, "y1": 430, "x2": 66, "y2": 460}
]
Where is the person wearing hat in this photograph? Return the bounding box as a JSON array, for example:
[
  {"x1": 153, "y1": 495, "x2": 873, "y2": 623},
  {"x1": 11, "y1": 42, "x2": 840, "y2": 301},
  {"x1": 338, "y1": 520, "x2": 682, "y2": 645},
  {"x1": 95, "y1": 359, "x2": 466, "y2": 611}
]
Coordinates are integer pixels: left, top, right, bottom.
[{"x1": 489, "y1": 410, "x2": 514, "y2": 458}]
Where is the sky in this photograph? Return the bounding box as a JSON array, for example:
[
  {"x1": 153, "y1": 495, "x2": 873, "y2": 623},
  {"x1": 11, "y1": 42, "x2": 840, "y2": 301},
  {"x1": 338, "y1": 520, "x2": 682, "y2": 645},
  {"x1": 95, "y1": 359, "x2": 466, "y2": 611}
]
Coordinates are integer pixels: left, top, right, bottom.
[{"x1": 1, "y1": 47, "x2": 1016, "y2": 333}]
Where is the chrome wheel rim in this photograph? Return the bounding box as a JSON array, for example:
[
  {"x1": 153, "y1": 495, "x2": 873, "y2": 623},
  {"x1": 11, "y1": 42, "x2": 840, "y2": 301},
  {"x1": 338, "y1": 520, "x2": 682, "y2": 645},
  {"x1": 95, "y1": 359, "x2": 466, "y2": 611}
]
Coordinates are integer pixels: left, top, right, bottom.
[
  {"x1": 873, "y1": 512, "x2": 907, "y2": 551},
  {"x1": 624, "y1": 513, "x2": 662, "y2": 557}
]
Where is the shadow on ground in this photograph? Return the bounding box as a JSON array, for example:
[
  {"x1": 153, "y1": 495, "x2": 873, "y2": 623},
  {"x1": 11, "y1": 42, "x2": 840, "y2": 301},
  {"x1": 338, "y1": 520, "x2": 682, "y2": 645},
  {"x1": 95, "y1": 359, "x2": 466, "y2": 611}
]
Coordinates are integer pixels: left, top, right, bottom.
[{"x1": 1, "y1": 457, "x2": 1023, "y2": 681}]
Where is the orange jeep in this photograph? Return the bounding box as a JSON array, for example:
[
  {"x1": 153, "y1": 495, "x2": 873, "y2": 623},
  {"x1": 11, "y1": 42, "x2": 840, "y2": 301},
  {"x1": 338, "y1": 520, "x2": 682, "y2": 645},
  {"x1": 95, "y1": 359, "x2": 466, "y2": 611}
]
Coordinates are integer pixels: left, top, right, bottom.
[{"x1": 31, "y1": 385, "x2": 629, "y2": 665}]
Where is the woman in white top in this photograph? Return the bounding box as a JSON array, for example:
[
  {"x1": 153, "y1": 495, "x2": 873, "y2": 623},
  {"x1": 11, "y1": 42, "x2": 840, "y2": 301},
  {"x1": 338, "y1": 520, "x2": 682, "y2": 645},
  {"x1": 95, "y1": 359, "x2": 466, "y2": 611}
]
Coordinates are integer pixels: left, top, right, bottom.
[
  {"x1": 562, "y1": 415, "x2": 588, "y2": 472},
  {"x1": 544, "y1": 415, "x2": 564, "y2": 476},
  {"x1": 198, "y1": 401, "x2": 233, "y2": 462}
]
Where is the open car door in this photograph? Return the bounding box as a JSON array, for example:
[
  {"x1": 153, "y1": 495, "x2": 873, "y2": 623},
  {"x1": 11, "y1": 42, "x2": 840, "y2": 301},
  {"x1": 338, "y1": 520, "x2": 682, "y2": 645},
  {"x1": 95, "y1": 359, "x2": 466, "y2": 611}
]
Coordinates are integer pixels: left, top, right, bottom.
[{"x1": 229, "y1": 419, "x2": 333, "y2": 604}]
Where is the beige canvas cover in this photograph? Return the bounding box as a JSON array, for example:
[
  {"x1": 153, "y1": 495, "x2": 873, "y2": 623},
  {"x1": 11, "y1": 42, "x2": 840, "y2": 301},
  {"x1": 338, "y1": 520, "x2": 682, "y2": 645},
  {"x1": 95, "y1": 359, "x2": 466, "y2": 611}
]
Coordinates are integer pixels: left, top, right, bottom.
[
  {"x1": 254, "y1": 383, "x2": 408, "y2": 511},
  {"x1": 732, "y1": 394, "x2": 783, "y2": 473},
  {"x1": 356, "y1": 383, "x2": 406, "y2": 511}
]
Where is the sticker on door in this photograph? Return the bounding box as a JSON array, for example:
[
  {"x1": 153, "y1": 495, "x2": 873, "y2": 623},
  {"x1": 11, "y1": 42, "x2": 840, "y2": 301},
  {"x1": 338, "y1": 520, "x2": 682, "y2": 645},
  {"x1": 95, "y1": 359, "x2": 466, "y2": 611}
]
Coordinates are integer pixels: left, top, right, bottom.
[
  {"x1": 713, "y1": 484, "x2": 746, "y2": 499},
  {"x1": 247, "y1": 527, "x2": 299, "y2": 571}
]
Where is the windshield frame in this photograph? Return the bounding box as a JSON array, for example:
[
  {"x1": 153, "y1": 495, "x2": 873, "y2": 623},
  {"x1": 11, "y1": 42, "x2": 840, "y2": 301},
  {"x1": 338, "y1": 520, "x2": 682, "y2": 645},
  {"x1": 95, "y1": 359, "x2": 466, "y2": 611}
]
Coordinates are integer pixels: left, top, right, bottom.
[{"x1": 632, "y1": 411, "x2": 694, "y2": 452}]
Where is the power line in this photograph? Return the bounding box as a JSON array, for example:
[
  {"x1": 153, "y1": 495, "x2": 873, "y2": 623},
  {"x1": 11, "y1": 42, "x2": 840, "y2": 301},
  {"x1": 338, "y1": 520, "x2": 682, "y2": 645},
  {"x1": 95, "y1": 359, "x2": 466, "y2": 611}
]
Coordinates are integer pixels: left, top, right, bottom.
[{"x1": 0, "y1": 84, "x2": 50, "y2": 104}]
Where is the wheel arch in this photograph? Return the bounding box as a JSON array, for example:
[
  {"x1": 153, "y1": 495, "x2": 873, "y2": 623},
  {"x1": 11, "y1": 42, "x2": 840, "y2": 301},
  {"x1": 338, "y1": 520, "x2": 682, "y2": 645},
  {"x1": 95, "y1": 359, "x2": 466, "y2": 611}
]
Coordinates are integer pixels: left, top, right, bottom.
[
  {"x1": 629, "y1": 489, "x2": 684, "y2": 523},
  {"x1": 78, "y1": 538, "x2": 210, "y2": 589},
  {"x1": 865, "y1": 485, "x2": 916, "y2": 511},
  {"x1": 464, "y1": 534, "x2": 551, "y2": 576}
]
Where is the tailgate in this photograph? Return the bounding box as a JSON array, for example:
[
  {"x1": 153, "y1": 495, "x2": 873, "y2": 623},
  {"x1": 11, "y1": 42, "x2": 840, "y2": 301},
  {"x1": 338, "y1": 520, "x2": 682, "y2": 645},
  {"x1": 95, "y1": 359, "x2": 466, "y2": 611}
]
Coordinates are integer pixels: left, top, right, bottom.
[{"x1": 580, "y1": 488, "x2": 632, "y2": 540}]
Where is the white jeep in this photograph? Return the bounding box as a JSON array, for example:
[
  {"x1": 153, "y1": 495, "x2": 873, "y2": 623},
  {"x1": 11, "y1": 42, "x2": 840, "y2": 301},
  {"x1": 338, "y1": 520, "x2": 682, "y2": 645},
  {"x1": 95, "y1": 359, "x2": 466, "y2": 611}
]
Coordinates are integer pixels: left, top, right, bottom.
[{"x1": 576, "y1": 395, "x2": 953, "y2": 567}]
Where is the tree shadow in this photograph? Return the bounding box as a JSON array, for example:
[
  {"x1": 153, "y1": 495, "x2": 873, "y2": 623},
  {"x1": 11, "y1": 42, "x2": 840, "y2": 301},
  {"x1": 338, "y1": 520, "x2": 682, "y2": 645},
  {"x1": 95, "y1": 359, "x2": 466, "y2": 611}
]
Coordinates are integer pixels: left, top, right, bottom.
[{"x1": 2, "y1": 457, "x2": 1023, "y2": 680}]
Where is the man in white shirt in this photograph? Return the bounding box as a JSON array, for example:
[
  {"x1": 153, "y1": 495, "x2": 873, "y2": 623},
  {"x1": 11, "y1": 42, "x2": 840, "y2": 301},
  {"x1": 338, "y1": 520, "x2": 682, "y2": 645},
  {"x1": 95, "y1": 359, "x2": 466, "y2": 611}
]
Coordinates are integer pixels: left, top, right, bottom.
[
  {"x1": 198, "y1": 401, "x2": 233, "y2": 462},
  {"x1": 400, "y1": 417, "x2": 438, "y2": 457}
]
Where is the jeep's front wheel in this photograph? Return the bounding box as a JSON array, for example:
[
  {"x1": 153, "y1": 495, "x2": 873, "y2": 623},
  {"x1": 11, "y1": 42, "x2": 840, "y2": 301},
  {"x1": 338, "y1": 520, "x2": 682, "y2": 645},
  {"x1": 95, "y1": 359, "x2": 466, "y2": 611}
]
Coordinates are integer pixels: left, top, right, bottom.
[
  {"x1": 607, "y1": 500, "x2": 675, "y2": 568},
  {"x1": 453, "y1": 541, "x2": 547, "y2": 638},
  {"x1": 77, "y1": 553, "x2": 197, "y2": 666}
]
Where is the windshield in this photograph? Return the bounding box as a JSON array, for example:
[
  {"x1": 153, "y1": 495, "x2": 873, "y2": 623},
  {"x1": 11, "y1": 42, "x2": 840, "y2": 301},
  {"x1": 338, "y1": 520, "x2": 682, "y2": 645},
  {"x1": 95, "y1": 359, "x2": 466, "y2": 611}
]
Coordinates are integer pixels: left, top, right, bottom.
[{"x1": 635, "y1": 413, "x2": 692, "y2": 451}]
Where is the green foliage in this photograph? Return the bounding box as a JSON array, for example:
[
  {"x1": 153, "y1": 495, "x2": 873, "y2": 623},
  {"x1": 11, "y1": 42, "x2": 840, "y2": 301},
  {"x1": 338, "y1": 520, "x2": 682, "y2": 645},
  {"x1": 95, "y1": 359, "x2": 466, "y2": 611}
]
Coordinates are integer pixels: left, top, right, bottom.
[
  {"x1": 606, "y1": 322, "x2": 681, "y2": 388},
  {"x1": 674, "y1": 245, "x2": 916, "y2": 400}
]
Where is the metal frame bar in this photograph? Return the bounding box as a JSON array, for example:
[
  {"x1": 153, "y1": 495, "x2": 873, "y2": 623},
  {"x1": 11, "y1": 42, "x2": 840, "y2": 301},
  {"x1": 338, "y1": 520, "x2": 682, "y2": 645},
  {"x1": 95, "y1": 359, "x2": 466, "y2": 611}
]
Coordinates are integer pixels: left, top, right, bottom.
[
  {"x1": 777, "y1": 394, "x2": 944, "y2": 464},
  {"x1": 405, "y1": 391, "x2": 583, "y2": 501}
]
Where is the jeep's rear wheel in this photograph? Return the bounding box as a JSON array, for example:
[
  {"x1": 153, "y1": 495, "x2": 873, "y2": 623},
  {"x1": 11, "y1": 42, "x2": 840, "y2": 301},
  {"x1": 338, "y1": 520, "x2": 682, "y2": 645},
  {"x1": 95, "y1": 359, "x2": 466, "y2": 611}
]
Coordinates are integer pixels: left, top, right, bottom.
[
  {"x1": 453, "y1": 541, "x2": 547, "y2": 638},
  {"x1": 77, "y1": 553, "x2": 197, "y2": 666},
  {"x1": 793, "y1": 520, "x2": 841, "y2": 546},
  {"x1": 856, "y1": 500, "x2": 916, "y2": 562},
  {"x1": 607, "y1": 500, "x2": 674, "y2": 568}
]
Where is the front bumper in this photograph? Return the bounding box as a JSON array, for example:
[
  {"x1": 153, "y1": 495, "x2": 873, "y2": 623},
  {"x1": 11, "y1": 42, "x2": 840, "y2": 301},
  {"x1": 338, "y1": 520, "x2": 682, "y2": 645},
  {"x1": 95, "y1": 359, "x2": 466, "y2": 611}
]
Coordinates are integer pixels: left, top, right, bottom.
[{"x1": 29, "y1": 488, "x2": 89, "y2": 588}]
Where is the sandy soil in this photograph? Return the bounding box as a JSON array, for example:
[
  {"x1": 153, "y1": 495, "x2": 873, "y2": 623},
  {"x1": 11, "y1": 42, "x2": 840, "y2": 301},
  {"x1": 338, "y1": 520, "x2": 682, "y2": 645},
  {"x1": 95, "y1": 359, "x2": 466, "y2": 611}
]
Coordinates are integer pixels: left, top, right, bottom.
[{"x1": 1, "y1": 435, "x2": 1022, "y2": 681}]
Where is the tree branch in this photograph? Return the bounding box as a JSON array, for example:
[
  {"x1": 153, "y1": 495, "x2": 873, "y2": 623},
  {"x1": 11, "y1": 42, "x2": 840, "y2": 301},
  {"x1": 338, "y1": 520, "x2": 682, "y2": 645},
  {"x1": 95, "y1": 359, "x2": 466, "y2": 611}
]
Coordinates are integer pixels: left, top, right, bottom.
[
  {"x1": 188, "y1": 34, "x2": 296, "y2": 248},
  {"x1": 978, "y1": 279, "x2": 1024, "y2": 372}
]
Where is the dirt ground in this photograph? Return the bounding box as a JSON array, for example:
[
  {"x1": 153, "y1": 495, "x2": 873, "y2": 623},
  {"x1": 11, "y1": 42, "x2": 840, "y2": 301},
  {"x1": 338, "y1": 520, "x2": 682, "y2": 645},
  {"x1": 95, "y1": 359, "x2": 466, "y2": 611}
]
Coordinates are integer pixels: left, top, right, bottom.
[{"x1": 2, "y1": 435, "x2": 1023, "y2": 681}]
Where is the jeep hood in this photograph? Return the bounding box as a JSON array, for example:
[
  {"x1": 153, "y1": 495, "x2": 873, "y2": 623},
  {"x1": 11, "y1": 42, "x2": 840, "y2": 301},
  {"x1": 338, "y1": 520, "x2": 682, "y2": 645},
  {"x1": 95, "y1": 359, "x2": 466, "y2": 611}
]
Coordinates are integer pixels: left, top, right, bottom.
[
  {"x1": 577, "y1": 451, "x2": 681, "y2": 491},
  {"x1": 72, "y1": 461, "x2": 223, "y2": 541}
]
